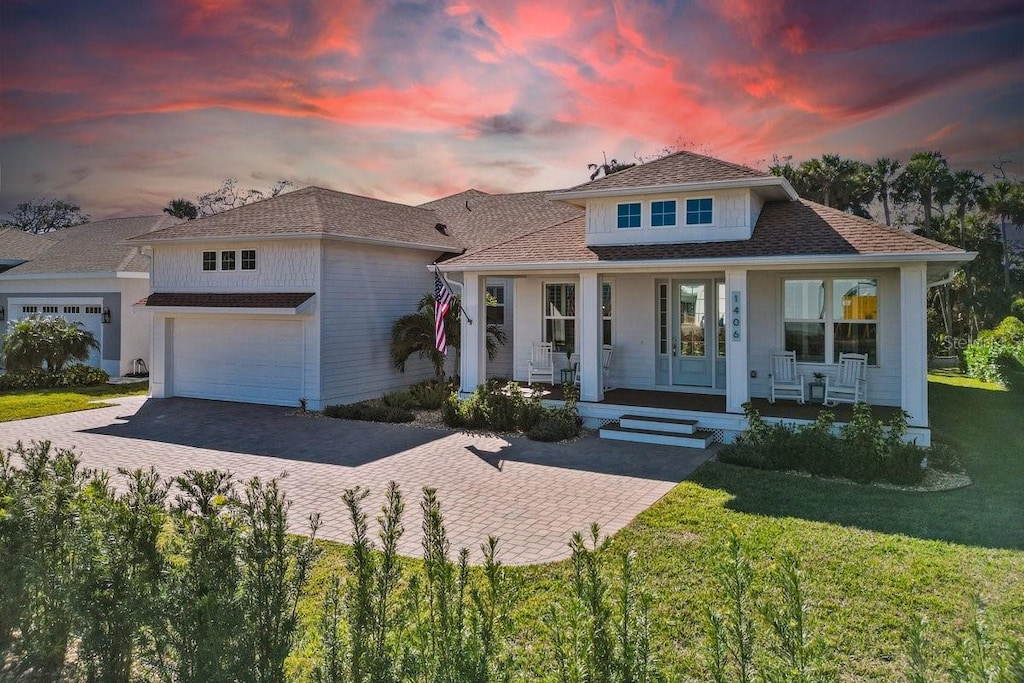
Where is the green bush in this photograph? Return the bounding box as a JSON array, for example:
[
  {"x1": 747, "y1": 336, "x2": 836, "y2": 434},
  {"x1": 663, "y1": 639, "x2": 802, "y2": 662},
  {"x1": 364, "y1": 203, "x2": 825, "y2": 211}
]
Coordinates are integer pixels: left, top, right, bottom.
[
  {"x1": 439, "y1": 380, "x2": 555, "y2": 435},
  {"x1": 963, "y1": 316, "x2": 1024, "y2": 386},
  {"x1": 0, "y1": 365, "x2": 109, "y2": 391},
  {"x1": 1010, "y1": 298, "x2": 1024, "y2": 320},
  {"x1": 380, "y1": 389, "x2": 416, "y2": 410},
  {"x1": 408, "y1": 379, "x2": 449, "y2": 409},
  {"x1": 322, "y1": 402, "x2": 415, "y2": 423},
  {"x1": 884, "y1": 442, "x2": 928, "y2": 485},
  {"x1": 526, "y1": 416, "x2": 579, "y2": 442},
  {"x1": 440, "y1": 392, "x2": 463, "y2": 427}
]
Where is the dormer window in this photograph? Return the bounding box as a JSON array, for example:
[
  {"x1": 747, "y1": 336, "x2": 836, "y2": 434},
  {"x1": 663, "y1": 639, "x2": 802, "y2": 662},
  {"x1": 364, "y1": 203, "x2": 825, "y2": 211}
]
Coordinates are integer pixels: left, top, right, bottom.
[
  {"x1": 651, "y1": 200, "x2": 677, "y2": 227},
  {"x1": 685, "y1": 197, "x2": 713, "y2": 225},
  {"x1": 617, "y1": 202, "x2": 641, "y2": 229}
]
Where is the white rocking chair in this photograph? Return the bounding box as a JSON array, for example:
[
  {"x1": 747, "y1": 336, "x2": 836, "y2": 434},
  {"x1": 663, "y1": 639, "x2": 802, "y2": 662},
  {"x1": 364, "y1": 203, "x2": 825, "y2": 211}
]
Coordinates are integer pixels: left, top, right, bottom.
[
  {"x1": 824, "y1": 352, "x2": 868, "y2": 406},
  {"x1": 768, "y1": 350, "x2": 805, "y2": 404},
  {"x1": 573, "y1": 344, "x2": 614, "y2": 389},
  {"x1": 528, "y1": 342, "x2": 554, "y2": 384}
]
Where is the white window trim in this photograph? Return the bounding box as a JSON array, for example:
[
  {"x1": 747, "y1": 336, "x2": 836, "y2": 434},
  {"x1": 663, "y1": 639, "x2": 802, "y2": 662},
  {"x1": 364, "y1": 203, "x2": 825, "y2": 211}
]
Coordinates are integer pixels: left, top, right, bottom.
[
  {"x1": 615, "y1": 201, "x2": 642, "y2": 230},
  {"x1": 649, "y1": 200, "x2": 678, "y2": 229},
  {"x1": 240, "y1": 249, "x2": 258, "y2": 272},
  {"x1": 780, "y1": 276, "x2": 881, "y2": 367},
  {"x1": 485, "y1": 284, "x2": 505, "y2": 327},
  {"x1": 684, "y1": 196, "x2": 716, "y2": 227},
  {"x1": 542, "y1": 281, "x2": 577, "y2": 351},
  {"x1": 202, "y1": 250, "x2": 219, "y2": 272},
  {"x1": 202, "y1": 249, "x2": 259, "y2": 272}
]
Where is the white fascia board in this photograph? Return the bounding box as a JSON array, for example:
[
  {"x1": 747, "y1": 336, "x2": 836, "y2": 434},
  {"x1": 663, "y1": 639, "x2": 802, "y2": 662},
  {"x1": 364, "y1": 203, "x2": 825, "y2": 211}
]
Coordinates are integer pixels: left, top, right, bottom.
[
  {"x1": 134, "y1": 305, "x2": 310, "y2": 316},
  {"x1": 127, "y1": 232, "x2": 462, "y2": 254},
  {"x1": 547, "y1": 176, "x2": 799, "y2": 203},
  {"x1": 438, "y1": 251, "x2": 976, "y2": 274},
  {"x1": 0, "y1": 271, "x2": 146, "y2": 281}
]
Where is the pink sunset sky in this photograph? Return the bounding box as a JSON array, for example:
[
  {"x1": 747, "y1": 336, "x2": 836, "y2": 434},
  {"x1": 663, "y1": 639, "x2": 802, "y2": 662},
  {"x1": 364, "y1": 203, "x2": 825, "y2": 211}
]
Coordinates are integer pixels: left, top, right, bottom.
[{"x1": 1, "y1": 0, "x2": 1022, "y2": 218}]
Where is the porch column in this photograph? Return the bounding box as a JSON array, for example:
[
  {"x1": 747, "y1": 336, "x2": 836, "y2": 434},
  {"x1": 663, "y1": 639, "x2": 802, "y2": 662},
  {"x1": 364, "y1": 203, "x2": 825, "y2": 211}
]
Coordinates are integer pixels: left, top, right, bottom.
[
  {"x1": 150, "y1": 315, "x2": 172, "y2": 398},
  {"x1": 578, "y1": 272, "x2": 603, "y2": 402},
  {"x1": 900, "y1": 264, "x2": 929, "y2": 428},
  {"x1": 459, "y1": 272, "x2": 487, "y2": 394},
  {"x1": 724, "y1": 268, "x2": 749, "y2": 413}
]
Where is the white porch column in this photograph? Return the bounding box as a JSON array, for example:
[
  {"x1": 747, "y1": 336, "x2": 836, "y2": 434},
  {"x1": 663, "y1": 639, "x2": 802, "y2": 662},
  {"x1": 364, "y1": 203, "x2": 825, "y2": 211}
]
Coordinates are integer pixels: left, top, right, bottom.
[
  {"x1": 724, "y1": 268, "x2": 749, "y2": 414},
  {"x1": 900, "y1": 264, "x2": 929, "y2": 428},
  {"x1": 150, "y1": 315, "x2": 172, "y2": 398},
  {"x1": 459, "y1": 272, "x2": 487, "y2": 394},
  {"x1": 578, "y1": 272, "x2": 603, "y2": 402}
]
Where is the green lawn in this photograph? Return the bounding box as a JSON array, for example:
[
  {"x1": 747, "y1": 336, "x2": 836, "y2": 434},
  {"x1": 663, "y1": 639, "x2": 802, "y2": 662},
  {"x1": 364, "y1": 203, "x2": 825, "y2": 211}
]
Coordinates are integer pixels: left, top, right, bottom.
[
  {"x1": 0, "y1": 382, "x2": 149, "y2": 422},
  {"x1": 300, "y1": 374, "x2": 1024, "y2": 680}
]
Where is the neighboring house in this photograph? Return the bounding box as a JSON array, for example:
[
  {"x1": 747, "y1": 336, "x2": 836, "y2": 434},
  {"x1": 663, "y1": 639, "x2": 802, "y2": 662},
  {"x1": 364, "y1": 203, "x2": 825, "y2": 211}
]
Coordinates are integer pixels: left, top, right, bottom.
[
  {"x1": 129, "y1": 152, "x2": 972, "y2": 446},
  {"x1": 0, "y1": 216, "x2": 177, "y2": 375},
  {"x1": 439, "y1": 152, "x2": 973, "y2": 446}
]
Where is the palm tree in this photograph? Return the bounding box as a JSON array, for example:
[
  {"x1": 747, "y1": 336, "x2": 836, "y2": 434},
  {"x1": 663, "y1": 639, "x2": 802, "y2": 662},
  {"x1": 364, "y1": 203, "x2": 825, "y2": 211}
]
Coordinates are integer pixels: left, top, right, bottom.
[
  {"x1": 867, "y1": 158, "x2": 901, "y2": 226},
  {"x1": 796, "y1": 154, "x2": 873, "y2": 216},
  {"x1": 981, "y1": 180, "x2": 1024, "y2": 290},
  {"x1": 950, "y1": 169, "x2": 986, "y2": 249},
  {"x1": 390, "y1": 293, "x2": 506, "y2": 379},
  {"x1": 163, "y1": 198, "x2": 199, "y2": 221},
  {"x1": 894, "y1": 151, "x2": 951, "y2": 237},
  {"x1": 1, "y1": 315, "x2": 98, "y2": 372}
]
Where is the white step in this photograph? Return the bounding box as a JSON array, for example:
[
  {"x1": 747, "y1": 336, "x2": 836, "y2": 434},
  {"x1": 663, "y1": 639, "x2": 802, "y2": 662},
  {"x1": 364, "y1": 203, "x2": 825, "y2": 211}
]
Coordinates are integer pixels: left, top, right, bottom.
[
  {"x1": 599, "y1": 424, "x2": 715, "y2": 449},
  {"x1": 619, "y1": 414, "x2": 698, "y2": 434}
]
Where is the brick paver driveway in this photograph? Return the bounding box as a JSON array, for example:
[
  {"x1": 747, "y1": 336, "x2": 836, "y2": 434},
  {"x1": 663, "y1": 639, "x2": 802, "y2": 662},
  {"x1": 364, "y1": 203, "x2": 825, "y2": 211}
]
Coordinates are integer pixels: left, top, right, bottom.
[{"x1": 0, "y1": 397, "x2": 714, "y2": 565}]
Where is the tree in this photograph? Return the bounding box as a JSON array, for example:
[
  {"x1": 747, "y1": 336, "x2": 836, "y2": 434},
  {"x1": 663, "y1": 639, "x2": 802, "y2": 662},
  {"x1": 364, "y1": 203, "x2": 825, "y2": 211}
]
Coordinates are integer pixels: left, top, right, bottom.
[
  {"x1": 981, "y1": 180, "x2": 1024, "y2": 291},
  {"x1": 894, "y1": 151, "x2": 952, "y2": 237},
  {"x1": 194, "y1": 179, "x2": 294, "y2": 217},
  {"x1": 794, "y1": 154, "x2": 873, "y2": 217},
  {"x1": 950, "y1": 169, "x2": 986, "y2": 249},
  {"x1": 866, "y1": 158, "x2": 901, "y2": 226},
  {"x1": 587, "y1": 152, "x2": 636, "y2": 181},
  {"x1": 163, "y1": 198, "x2": 199, "y2": 221},
  {"x1": 0, "y1": 198, "x2": 89, "y2": 234},
  {"x1": 1, "y1": 315, "x2": 98, "y2": 373},
  {"x1": 389, "y1": 293, "x2": 506, "y2": 379}
]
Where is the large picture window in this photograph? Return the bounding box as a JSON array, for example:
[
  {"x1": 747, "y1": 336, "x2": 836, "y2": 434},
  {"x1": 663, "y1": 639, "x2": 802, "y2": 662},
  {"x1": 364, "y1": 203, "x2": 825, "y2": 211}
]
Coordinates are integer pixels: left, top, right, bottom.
[
  {"x1": 544, "y1": 283, "x2": 576, "y2": 353},
  {"x1": 783, "y1": 278, "x2": 877, "y2": 364}
]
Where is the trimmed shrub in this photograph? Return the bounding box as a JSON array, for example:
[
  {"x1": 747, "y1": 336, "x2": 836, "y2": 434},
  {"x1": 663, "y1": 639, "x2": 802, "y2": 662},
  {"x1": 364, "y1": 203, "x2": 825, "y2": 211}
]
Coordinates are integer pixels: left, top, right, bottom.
[
  {"x1": 0, "y1": 365, "x2": 109, "y2": 391},
  {"x1": 963, "y1": 316, "x2": 1024, "y2": 386},
  {"x1": 322, "y1": 402, "x2": 415, "y2": 423},
  {"x1": 440, "y1": 393, "x2": 463, "y2": 427},
  {"x1": 380, "y1": 389, "x2": 416, "y2": 410},
  {"x1": 408, "y1": 379, "x2": 448, "y2": 409},
  {"x1": 526, "y1": 416, "x2": 578, "y2": 442},
  {"x1": 883, "y1": 442, "x2": 928, "y2": 485}
]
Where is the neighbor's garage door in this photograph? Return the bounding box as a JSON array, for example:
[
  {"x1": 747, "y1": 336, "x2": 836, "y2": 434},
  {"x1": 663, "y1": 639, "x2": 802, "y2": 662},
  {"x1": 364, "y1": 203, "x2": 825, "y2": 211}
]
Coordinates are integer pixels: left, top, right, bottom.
[{"x1": 173, "y1": 318, "x2": 304, "y2": 406}]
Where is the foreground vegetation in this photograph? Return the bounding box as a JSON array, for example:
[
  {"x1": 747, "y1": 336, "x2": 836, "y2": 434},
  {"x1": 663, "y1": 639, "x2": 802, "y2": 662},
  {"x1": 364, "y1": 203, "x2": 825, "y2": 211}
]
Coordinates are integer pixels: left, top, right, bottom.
[{"x1": 1, "y1": 374, "x2": 1021, "y2": 681}]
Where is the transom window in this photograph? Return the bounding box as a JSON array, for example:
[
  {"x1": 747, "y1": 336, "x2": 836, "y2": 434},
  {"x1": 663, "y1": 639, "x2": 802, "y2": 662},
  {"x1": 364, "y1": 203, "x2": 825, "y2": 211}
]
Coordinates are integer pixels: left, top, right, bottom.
[
  {"x1": 651, "y1": 200, "x2": 676, "y2": 227},
  {"x1": 221, "y1": 251, "x2": 236, "y2": 271},
  {"x1": 685, "y1": 197, "x2": 713, "y2": 225},
  {"x1": 543, "y1": 283, "x2": 576, "y2": 353},
  {"x1": 241, "y1": 249, "x2": 256, "y2": 270},
  {"x1": 486, "y1": 285, "x2": 505, "y2": 325},
  {"x1": 783, "y1": 278, "x2": 878, "y2": 364},
  {"x1": 204, "y1": 250, "x2": 256, "y2": 271},
  {"x1": 616, "y1": 202, "x2": 641, "y2": 229}
]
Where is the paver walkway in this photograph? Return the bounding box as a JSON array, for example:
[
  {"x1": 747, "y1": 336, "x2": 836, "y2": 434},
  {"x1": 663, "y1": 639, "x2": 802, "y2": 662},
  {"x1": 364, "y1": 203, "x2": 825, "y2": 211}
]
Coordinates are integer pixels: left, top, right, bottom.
[{"x1": 0, "y1": 397, "x2": 714, "y2": 565}]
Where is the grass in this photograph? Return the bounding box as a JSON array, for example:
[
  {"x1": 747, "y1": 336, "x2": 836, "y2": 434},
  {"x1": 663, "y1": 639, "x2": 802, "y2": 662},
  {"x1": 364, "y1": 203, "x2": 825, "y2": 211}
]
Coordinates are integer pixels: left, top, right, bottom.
[
  {"x1": 294, "y1": 373, "x2": 1024, "y2": 680},
  {"x1": 0, "y1": 382, "x2": 148, "y2": 422}
]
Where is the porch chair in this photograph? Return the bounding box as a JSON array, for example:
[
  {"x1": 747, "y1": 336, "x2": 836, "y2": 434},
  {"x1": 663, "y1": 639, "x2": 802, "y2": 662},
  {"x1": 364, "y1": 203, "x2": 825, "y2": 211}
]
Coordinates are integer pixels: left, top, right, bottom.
[
  {"x1": 824, "y1": 352, "x2": 868, "y2": 406},
  {"x1": 768, "y1": 350, "x2": 805, "y2": 404},
  {"x1": 573, "y1": 344, "x2": 615, "y2": 389},
  {"x1": 528, "y1": 342, "x2": 554, "y2": 384}
]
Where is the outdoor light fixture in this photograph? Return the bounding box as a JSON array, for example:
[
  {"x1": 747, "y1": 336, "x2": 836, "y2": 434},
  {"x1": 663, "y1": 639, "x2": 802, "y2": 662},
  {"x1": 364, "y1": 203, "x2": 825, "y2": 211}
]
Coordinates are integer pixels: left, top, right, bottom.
[{"x1": 101, "y1": 308, "x2": 112, "y2": 324}]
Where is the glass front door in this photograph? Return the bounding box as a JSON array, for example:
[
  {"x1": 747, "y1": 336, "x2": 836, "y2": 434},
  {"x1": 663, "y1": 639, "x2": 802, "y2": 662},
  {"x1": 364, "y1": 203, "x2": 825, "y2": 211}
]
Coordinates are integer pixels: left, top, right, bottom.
[{"x1": 672, "y1": 281, "x2": 712, "y2": 386}]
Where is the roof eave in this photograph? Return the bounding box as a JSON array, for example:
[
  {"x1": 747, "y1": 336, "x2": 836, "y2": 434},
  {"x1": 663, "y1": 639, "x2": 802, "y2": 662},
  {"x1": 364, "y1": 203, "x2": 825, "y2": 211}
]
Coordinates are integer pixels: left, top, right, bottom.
[
  {"x1": 547, "y1": 176, "x2": 798, "y2": 204},
  {"x1": 126, "y1": 231, "x2": 463, "y2": 253},
  {"x1": 0, "y1": 271, "x2": 148, "y2": 280}
]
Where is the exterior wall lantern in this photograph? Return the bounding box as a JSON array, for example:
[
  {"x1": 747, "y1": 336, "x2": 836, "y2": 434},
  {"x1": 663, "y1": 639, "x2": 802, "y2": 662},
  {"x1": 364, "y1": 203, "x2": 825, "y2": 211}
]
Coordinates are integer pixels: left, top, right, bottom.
[{"x1": 102, "y1": 308, "x2": 112, "y2": 324}]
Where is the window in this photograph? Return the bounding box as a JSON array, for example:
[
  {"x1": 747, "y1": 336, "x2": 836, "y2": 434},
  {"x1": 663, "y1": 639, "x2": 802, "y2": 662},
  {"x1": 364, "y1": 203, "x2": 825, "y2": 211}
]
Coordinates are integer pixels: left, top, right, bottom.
[
  {"x1": 543, "y1": 283, "x2": 576, "y2": 353},
  {"x1": 241, "y1": 249, "x2": 256, "y2": 270},
  {"x1": 64, "y1": 306, "x2": 80, "y2": 314},
  {"x1": 85, "y1": 306, "x2": 102, "y2": 314},
  {"x1": 203, "y1": 251, "x2": 217, "y2": 271},
  {"x1": 602, "y1": 282, "x2": 613, "y2": 346},
  {"x1": 617, "y1": 202, "x2": 641, "y2": 229},
  {"x1": 657, "y1": 284, "x2": 669, "y2": 354},
  {"x1": 486, "y1": 285, "x2": 505, "y2": 325},
  {"x1": 651, "y1": 200, "x2": 676, "y2": 227},
  {"x1": 42, "y1": 305, "x2": 59, "y2": 314},
  {"x1": 685, "y1": 197, "x2": 713, "y2": 225},
  {"x1": 783, "y1": 278, "x2": 878, "y2": 364},
  {"x1": 21, "y1": 305, "x2": 37, "y2": 314},
  {"x1": 221, "y1": 251, "x2": 236, "y2": 271},
  {"x1": 717, "y1": 282, "x2": 727, "y2": 358}
]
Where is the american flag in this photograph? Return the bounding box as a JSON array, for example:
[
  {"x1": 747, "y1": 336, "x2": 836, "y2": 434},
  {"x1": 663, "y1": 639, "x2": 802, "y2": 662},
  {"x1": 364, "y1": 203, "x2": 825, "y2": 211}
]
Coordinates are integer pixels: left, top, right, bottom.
[{"x1": 434, "y1": 270, "x2": 455, "y2": 354}]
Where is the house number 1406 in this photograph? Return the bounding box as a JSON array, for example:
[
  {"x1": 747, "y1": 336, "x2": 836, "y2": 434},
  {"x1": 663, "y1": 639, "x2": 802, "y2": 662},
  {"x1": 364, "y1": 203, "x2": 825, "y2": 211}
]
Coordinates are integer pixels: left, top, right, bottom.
[{"x1": 730, "y1": 291, "x2": 742, "y2": 341}]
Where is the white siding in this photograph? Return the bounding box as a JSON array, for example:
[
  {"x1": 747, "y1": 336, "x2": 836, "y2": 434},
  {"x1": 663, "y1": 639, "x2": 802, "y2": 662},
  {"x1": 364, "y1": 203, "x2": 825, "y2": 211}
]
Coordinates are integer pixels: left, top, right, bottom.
[
  {"x1": 319, "y1": 242, "x2": 441, "y2": 405},
  {"x1": 485, "y1": 277, "x2": 514, "y2": 379},
  {"x1": 512, "y1": 278, "x2": 543, "y2": 380},
  {"x1": 606, "y1": 275, "x2": 656, "y2": 389},
  {"x1": 152, "y1": 240, "x2": 318, "y2": 291},
  {"x1": 585, "y1": 189, "x2": 751, "y2": 246},
  {"x1": 118, "y1": 277, "x2": 152, "y2": 375},
  {"x1": 749, "y1": 192, "x2": 765, "y2": 230}
]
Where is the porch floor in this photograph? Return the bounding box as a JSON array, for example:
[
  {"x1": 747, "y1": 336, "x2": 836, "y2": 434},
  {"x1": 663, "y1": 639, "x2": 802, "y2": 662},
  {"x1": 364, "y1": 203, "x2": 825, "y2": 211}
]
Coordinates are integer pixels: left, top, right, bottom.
[{"x1": 534, "y1": 385, "x2": 901, "y2": 422}]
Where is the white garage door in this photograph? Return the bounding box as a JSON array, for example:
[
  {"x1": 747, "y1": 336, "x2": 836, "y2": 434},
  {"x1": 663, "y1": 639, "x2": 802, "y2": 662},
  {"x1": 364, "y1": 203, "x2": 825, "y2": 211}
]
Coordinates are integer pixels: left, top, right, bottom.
[{"x1": 173, "y1": 318, "x2": 304, "y2": 406}]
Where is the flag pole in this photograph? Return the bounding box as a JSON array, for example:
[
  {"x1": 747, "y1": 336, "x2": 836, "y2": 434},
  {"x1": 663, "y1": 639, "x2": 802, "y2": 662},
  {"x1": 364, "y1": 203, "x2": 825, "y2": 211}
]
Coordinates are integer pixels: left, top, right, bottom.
[{"x1": 434, "y1": 264, "x2": 473, "y2": 325}]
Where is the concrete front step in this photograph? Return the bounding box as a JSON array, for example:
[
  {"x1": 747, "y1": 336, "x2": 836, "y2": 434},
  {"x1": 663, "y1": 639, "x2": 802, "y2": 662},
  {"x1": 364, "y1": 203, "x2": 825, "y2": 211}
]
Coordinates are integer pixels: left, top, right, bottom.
[
  {"x1": 599, "y1": 423, "x2": 716, "y2": 449},
  {"x1": 619, "y1": 414, "x2": 699, "y2": 434}
]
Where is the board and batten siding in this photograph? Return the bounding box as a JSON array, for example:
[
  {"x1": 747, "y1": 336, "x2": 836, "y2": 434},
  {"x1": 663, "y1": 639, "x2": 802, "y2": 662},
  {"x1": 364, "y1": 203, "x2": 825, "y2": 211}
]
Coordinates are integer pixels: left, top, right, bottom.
[
  {"x1": 151, "y1": 240, "x2": 319, "y2": 291},
  {"x1": 745, "y1": 269, "x2": 902, "y2": 406},
  {"x1": 319, "y1": 242, "x2": 441, "y2": 405},
  {"x1": 485, "y1": 277, "x2": 515, "y2": 379},
  {"x1": 585, "y1": 189, "x2": 752, "y2": 246}
]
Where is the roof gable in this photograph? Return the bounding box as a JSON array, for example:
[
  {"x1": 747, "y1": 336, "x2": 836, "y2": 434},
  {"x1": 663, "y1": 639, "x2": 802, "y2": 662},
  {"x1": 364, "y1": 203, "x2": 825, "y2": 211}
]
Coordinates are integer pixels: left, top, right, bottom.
[{"x1": 561, "y1": 150, "x2": 769, "y2": 193}]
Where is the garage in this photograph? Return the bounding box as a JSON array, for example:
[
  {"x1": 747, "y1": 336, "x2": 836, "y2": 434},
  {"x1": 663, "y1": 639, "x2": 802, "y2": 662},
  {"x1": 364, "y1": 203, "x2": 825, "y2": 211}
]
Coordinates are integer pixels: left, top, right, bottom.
[{"x1": 172, "y1": 317, "x2": 304, "y2": 406}]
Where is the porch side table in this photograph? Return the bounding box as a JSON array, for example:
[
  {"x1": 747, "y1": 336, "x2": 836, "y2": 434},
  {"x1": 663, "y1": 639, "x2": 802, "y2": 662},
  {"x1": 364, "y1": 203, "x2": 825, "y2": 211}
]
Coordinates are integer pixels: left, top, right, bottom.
[
  {"x1": 560, "y1": 368, "x2": 576, "y2": 385},
  {"x1": 808, "y1": 380, "x2": 825, "y2": 404}
]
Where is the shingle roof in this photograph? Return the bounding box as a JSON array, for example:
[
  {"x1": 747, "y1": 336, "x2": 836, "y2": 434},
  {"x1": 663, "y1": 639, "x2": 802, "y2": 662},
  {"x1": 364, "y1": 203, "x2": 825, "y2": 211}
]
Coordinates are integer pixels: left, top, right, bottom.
[
  {"x1": 139, "y1": 292, "x2": 314, "y2": 308},
  {"x1": 560, "y1": 150, "x2": 769, "y2": 193},
  {"x1": 1, "y1": 215, "x2": 179, "y2": 275},
  {"x1": 445, "y1": 199, "x2": 962, "y2": 266},
  {"x1": 420, "y1": 189, "x2": 582, "y2": 253},
  {"x1": 133, "y1": 186, "x2": 463, "y2": 251},
  {"x1": 0, "y1": 229, "x2": 59, "y2": 261}
]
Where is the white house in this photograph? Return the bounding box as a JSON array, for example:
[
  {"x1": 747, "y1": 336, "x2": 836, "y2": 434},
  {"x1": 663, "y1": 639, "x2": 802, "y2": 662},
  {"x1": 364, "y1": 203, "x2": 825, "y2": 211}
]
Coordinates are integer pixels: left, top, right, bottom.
[
  {"x1": 0, "y1": 216, "x2": 176, "y2": 376},
  {"x1": 439, "y1": 152, "x2": 974, "y2": 446}
]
